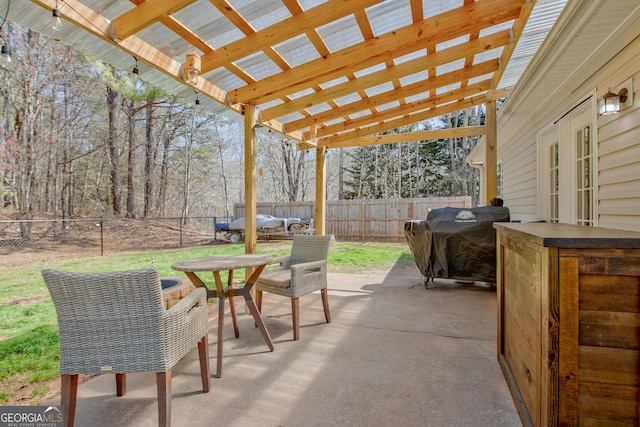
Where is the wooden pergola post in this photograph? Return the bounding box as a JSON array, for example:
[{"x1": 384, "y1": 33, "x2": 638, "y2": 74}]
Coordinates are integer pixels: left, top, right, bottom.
[
  {"x1": 485, "y1": 99, "x2": 497, "y2": 204},
  {"x1": 244, "y1": 104, "x2": 258, "y2": 255},
  {"x1": 315, "y1": 146, "x2": 327, "y2": 236}
]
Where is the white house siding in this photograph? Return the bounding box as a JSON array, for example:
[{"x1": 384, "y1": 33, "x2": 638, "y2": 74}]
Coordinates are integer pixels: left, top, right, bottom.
[
  {"x1": 596, "y1": 42, "x2": 640, "y2": 232},
  {"x1": 500, "y1": 132, "x2": 540, "y2": 221}
]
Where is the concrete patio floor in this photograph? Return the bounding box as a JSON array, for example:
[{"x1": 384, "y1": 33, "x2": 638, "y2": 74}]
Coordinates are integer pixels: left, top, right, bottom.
[{"x1": 47, "y1": 267, "x2": 522, "y2": 427}]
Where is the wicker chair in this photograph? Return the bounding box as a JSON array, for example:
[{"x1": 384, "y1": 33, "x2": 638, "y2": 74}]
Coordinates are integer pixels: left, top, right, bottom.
[
  {"x1": 41, "y1": 268, "x2": 210, "y2": 427},
  {"x1": 255, "y1": 235, "x2": 332, "y2": 340}
]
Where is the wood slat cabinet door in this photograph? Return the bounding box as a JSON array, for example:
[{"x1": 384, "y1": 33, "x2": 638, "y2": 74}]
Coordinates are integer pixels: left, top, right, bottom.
[
  {"x1": 497, "y1": 232, "x2": 546, "y2": 426},
  {"x1": 562, "y1": 247, "x2": 640, "y2": 425}
]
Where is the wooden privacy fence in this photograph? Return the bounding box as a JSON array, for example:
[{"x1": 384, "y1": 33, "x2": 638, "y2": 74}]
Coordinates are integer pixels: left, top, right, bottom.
[{"x1": 235, "y1": 197, "x2": 472, "y2": 241}]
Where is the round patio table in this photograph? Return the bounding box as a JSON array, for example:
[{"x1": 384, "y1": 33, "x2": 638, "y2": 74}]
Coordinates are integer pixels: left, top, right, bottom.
[{"x1": 171, "y1": 254, "x2": 274, "y2": 378}]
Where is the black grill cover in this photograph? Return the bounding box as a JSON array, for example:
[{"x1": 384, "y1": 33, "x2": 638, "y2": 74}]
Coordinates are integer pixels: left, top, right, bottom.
[{"x1": 404, "y1": 206, "x2": 510, "y2": 285}]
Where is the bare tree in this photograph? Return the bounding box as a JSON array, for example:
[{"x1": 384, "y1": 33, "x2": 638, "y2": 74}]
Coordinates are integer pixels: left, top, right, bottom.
[
  {"x1": 258, "y1": 135, "x2": 311, "y2": 203},
  {"x1": 143, "y1": 95, "x2": 156, "y2": 218},
  {"x1": 211, "y1": 114, "x2": 231, "y2": 218},
  {"x1": 124, "y1": 98, "x2": 137, "y2": 218},
  {"x1": 280, "y1": 140, "x2": 307, "y2": 201},
  {"x1": 105, "y1": 81, "x2": 123, "y2": 216}
]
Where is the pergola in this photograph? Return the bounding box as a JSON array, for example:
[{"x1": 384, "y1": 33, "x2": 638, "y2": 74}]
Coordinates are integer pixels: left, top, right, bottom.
[{"x1": 6, "y1": 0, "x2": 567, "y2": 252}]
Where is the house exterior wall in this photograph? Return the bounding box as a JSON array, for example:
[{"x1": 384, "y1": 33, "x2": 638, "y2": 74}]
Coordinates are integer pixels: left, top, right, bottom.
[
  {"x1": 500, "y1": 132, "x2": 539, "y2": 221},
  {"x1": 596, "y1": 41, "x2": 640, "y2": 231},
  {"x1": 470, "y1": 1, "x2": 640, "y2": 232}
]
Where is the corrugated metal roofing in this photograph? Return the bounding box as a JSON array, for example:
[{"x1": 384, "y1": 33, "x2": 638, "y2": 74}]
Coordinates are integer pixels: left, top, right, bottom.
[{"x1": 5, "y1": 0, "x2": 569, "y2": 148}]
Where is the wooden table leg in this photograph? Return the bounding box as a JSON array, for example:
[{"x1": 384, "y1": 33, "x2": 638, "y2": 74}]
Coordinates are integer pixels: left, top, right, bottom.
[
  {"x1": 241, "y1": 265, "x2": 274, "y2": 351},
  {"x1": 226, "y1": 270, "x2": 239, "y2": 338},
  {"x1": 244, "y1": 295, "x2": 274, "y2": 351},
  {"x1": 213, "y1": 271, "x2": 225, "y2": 378},
  {"x1": 184, "y1": 272, "x2": 206, "y2": 291}
]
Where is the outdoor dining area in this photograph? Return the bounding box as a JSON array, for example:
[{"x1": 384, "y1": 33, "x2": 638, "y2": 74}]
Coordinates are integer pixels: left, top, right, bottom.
[
  {"x1": 11, "y1": 1, "x2": 640, "y2": 425},
  {"x1": 42, "y1": 235, "x2": 520, "y2": 427}
]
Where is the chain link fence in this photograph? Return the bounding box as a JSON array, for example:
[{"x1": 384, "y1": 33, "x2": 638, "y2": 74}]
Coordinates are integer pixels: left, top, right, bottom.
[{"x1": 0, "y1": 217, "x2": 232, "y2": 264}]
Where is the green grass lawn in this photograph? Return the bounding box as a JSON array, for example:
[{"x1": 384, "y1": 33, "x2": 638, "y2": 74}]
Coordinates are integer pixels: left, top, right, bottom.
[{"x1": 0, "y1": 240, "x2": 414, "y2": 405}]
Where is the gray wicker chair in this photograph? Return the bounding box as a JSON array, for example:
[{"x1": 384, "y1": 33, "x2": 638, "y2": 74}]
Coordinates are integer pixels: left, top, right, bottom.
[
  {"x1": 255, "y1": 235, "x2": 332, "y2": 340},
  {"x1": 41, "y1": 268, "x2": 210, "y2": 427}
]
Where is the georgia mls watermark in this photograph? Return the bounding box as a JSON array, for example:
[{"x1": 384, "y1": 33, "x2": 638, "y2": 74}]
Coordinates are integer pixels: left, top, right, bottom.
[{"x1": 0, "y1": 406, "x2": 64, "y2": 427}]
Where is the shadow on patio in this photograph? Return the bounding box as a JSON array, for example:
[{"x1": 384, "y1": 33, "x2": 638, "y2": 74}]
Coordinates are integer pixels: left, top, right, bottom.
[{"x1": 47, "y1": 259, "x2": 521, "y2": 427}]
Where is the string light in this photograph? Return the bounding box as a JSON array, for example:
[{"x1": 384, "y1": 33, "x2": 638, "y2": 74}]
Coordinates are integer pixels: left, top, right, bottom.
[
  {"x1": 0, "y1": 42, "x2": 10, "y2": 68},
  {"x1": 51, "y1": 1, "x2": 62, "y2": 31},
  {"x1": 130, "y1": 56, "x2": 139, "y2": 84},
  {"x1": 0, "y1": 0, "x2": 10, "y2": 68}
]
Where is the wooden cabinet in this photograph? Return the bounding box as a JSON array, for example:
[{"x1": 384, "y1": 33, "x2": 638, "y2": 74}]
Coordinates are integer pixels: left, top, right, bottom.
[{"x1": 494, "y1": 223, "x2": 640, "y2": 426}]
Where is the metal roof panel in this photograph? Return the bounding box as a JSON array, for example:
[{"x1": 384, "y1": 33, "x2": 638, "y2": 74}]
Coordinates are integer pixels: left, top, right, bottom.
[
  {"x1": 367, "y1": 1, "x2": 412, "y2": 37},
  {"x1": 316, "y1": 14, "x2": 364, "y2": 53},
  {"x1": 273, "y1": 33, "x2": 320, "y2": 68}
]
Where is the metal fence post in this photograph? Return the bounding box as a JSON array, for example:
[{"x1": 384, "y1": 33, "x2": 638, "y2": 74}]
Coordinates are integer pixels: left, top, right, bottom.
[{"x1": 99, "y1": 219, "x2": 104, "y2": 256}]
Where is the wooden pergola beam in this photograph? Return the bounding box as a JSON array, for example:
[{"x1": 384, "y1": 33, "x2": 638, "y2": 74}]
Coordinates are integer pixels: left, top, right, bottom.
[
  {"x1": 244, "y1": 104, "x2": 258, "y2": 254},
  {"x1": 298, "y1": 93, "x2": 487, "y2": 149},
  {"x1": 210, "y1": 0, "x2": 256, "y2": 35},
  {"x1": 304, "y1": 85, "x2": 489, "y2": 147},
  {"x1": 485, "y1": 100, "x2": 498, "y2": 204},
  {"x1": 315, "y1": 147, "x2": 327, "y2": 236},
  {"x1": 111, "y1": 0, "x2": 198, "y2": 40},
  {"x1": 329, "y1": 127, "x2": 486, "y2": 149},
  {"x1": 127, "y1": 0, "x2": 215, "y2": 54}
]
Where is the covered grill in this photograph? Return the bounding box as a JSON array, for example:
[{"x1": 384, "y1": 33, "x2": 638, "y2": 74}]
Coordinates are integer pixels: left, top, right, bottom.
[{"x1": 404, "y1": 206, "x2": 510, "y2": 288}]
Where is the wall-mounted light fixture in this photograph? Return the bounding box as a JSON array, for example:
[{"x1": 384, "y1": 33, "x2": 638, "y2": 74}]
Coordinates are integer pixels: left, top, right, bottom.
[
  {"x1": 599, "y1": 87, "x2": 628, "y2": 115},
  {"x1": 180, "y1": 52, "x2": 200, "y2": 85}
]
